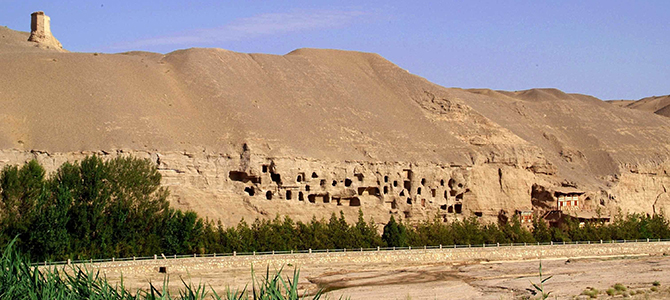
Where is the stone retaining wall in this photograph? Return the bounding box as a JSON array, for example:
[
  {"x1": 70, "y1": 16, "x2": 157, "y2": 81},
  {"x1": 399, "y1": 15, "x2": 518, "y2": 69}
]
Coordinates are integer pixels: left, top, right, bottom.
[{"x1": 90, "y1": 241, "x2": 670, "y2": 276}]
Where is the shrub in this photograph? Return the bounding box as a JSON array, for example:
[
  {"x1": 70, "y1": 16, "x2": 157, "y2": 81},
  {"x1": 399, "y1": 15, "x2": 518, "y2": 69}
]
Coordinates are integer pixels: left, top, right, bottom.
[
  {"x1": 581, "y1": 288, "x2": 599, "y2": 298},
  {"x1": 614, "y1": 283, "x2": 627, "y2": 292}
]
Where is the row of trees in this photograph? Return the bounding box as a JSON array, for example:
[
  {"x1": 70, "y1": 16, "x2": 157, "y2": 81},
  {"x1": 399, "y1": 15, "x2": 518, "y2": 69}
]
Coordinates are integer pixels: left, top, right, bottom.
[{"x1": 1, "y1": 156, "x2": 670, "y2": 262}]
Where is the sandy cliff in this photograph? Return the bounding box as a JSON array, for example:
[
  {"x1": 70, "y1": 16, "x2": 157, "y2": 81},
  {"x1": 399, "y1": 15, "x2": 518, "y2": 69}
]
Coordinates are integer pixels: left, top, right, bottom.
[{"x1": 0, "y1": 26, "x2": 669, "y2": 225}]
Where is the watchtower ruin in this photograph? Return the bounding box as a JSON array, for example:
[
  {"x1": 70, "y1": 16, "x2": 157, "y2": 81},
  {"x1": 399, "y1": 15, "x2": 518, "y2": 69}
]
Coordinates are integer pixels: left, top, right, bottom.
[{"x1": 28, "y1": 11, "x2": 63, "y2": 50}]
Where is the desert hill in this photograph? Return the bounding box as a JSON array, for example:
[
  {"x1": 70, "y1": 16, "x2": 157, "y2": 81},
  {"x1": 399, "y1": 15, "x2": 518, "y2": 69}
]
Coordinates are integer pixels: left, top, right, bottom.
[
  {"x1": 1, "y1": 25, "x2": 669, "y2": 225},
  {"x1": 628, "y1": 95, "x2": 670, "y2": 117},
  {"x1": 607, "y1": 95, "x2": 670, "y2": 118}
]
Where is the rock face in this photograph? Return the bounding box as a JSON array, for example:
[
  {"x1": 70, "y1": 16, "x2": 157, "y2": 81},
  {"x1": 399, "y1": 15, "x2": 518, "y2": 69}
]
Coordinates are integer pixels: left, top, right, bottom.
[
  {"x1": 27, "y1": 11, "x2": 63, "y2": 51},
  {"x1": 0, "y1": 26, "x2": 668, "y2": 226}
]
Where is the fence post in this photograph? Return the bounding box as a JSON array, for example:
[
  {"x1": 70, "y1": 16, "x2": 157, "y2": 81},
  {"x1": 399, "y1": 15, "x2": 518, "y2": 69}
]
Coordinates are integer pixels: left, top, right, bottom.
[
  {"x1": 174, "y1": 254, "x2": 176, "y2": 259},
  {"x1": 67, "y1": 259, "x2": 71, "y2": 265},
  {"x1": 497, "y1": 242, "x2": 500, "y2": 247},
  {"x1": 193, "y1": 253, "x2": 196, "y2": 258},
  {"x1": 253, "y1": 251, "x2": 256, "y2": 256},
  {"x1": 344, "y1": 248, "x2": 346, "y2": 253},
  {"x1": 377, "y1": 246, "x2": 380, "y2": 251},
  {"x1": 550, "y1": 241, "x2": 553, "y2": 246},
  {"x1": 360, "y1": 247, "x2": 363, "y2": 252},
  {"x1": 483, "y1": 243, "x2": 485, "y2": 248},
  {"x1": 233, "y1": 251, "x2": 237, "y2": 256},
  {"x1": 439, "y1": 244, "x2": 442, "y2": 249},
  {"x1": 214, "y1": 253, "x2": 216, "y2": 257},
  {"x1": 600, "y1": 240, "x2": 603, "y2": 244},
  {"x1": 154, "y1": 254, "x2": 157, "y2": 260},
  {"x1": 291, "y1": 250, "x2": 294, "y2": 254},
  {"x1": 272, "y1": 250, "x2": 275, "y2": 255},
  {"x1": 524, "y1": 242, "x2": 527, "y2": 246},
  {"x1": 409, "y1": 246, "x2": 411, "y2": 250},
  {"x1": 647, "y1": 238, "x2": 650, "y2": 243},
  {"x1": 393, "y1": 247, "x2": 396, "y2": 251},
  {"x1": 133, "y1": 256, "x2": 136, "y2": 261},
  {"x1": 468, "y1": 244, "x2": 471, "y2": 248},
  {"x1": 563, "y1": 241, "x2": 565, "y2": 245},
  {"x1": 112, "y1": 257, "x2": 115, "y2": 262},
  {"x1": 624, "y1": 239, "x2": 626, "y2": 243},
  {"x1": 309, "y1": 249, "x2": 312, "y2": 254}
]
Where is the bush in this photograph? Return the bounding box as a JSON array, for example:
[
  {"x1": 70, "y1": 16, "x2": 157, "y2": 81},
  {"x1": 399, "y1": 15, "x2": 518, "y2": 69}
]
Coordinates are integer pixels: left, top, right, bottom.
[
  {"x1": 614, "y1": 283, "x2": 627, "y2": 292},
  {"x1": 581, "y1": 288, "x2": 599, "y2": 298}
]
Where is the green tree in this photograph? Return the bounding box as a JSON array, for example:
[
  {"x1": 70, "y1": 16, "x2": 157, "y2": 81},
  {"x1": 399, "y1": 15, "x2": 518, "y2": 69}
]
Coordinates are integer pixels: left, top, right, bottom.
[{"x1": 382, "y1": 216, "x2": 408, "y2": 247}]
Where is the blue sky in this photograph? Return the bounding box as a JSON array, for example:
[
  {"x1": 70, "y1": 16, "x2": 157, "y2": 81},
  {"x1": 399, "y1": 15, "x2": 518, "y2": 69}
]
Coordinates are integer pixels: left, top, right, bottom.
[{"x1": 2, "y1": 0, "x2": 668, "y2": 100}]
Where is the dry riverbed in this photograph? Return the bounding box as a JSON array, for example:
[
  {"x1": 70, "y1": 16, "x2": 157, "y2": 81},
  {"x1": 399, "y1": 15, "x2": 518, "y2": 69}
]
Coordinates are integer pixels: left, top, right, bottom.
[{"x1": 82, "y1": 252, "x2": 670, "y2": 299}]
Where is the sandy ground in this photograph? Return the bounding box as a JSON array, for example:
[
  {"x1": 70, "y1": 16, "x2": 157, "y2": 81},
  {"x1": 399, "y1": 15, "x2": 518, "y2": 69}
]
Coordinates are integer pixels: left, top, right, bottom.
[{"x1": 86, "y1": 253, "x2": 670, "y2": 299}]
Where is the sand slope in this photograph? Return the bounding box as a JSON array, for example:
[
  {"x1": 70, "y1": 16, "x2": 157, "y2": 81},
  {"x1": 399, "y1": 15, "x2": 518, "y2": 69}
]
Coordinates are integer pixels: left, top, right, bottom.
[{"x1": 1, "y1": 26, "x2": 669, "y2": 223}]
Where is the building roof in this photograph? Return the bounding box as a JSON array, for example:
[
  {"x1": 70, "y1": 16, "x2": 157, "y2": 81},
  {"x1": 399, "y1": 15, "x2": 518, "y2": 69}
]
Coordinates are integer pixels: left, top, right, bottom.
[{"x1": 553, "y1": 187, "x2": 585, "y2": 194}]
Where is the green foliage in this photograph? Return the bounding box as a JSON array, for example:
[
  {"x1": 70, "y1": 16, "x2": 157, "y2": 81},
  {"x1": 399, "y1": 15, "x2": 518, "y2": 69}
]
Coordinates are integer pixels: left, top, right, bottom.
[
  {"x1": 382, "y1": 216, "x2": 407, "y2": 247},
  {"x1": 528, "y1": 261, "x2": 552, "y2": 299},
  {"x1": 0, "y1": 156, "x2": 175, "y2": 261},
  {"x1": 4, "y1": 157, "x2": 670, "y2": 263},
  {"x1": 0, "y1": 237, "x2": 332, "y2": 299},
  {"x1": 581, "y1": 287, "x2": 599, "y2": 298}
]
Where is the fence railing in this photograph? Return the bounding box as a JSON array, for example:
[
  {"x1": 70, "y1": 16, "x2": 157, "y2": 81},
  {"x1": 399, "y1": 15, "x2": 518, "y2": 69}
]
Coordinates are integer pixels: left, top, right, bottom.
[{"x1": 33, "y1": 238, "x2": 670, "y2": 267}]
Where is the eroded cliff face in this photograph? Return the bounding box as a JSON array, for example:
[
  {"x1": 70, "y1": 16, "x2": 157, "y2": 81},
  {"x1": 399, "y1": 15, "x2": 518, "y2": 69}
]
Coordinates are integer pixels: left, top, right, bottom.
[
  {"x1": 1, "y1": 26, "x2": 669, "y2": 225},
  {"x1": 2, "y1": 145, "x2": 667, "y2": 226}
]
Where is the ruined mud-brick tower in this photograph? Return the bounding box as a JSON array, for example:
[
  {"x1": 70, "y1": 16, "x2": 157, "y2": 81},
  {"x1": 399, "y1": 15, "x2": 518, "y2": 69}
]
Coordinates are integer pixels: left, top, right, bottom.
[{"x1": 28, "y1": 11, "x2": 63, "y2": 50}]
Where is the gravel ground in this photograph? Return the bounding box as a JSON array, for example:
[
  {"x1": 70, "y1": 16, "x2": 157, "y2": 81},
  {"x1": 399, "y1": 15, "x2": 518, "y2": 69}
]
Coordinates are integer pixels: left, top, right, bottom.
[{"x1": 89, "y1": 253, "x2": 670, "y2": 299}]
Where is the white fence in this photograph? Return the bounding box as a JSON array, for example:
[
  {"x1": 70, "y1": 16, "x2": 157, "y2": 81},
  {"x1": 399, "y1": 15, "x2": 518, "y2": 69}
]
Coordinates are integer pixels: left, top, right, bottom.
[{"x1": 34, "y1": 238, "x2": 670, "y2": 267}]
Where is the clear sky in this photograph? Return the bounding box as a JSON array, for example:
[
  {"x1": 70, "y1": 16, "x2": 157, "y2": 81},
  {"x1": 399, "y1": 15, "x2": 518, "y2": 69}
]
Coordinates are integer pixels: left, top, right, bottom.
[{"x1": 2, "y1": 0, "x2": 668, "y2": 100}]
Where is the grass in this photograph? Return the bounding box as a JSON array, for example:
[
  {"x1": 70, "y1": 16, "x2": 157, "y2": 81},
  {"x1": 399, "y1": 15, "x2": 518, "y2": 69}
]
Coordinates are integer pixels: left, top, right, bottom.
[
  {"x1": 614, "y1": 283, "x2": 627, "y2": 292},
  {"x1": 580, "y1": 287, "x2": 599, "y2": 298},
  {"x1": 528, "y1": 261, "x2": 552, "y2": 299},
  {"x1": 0, "y1": 237, "x2": 334, "y2": 299}
]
